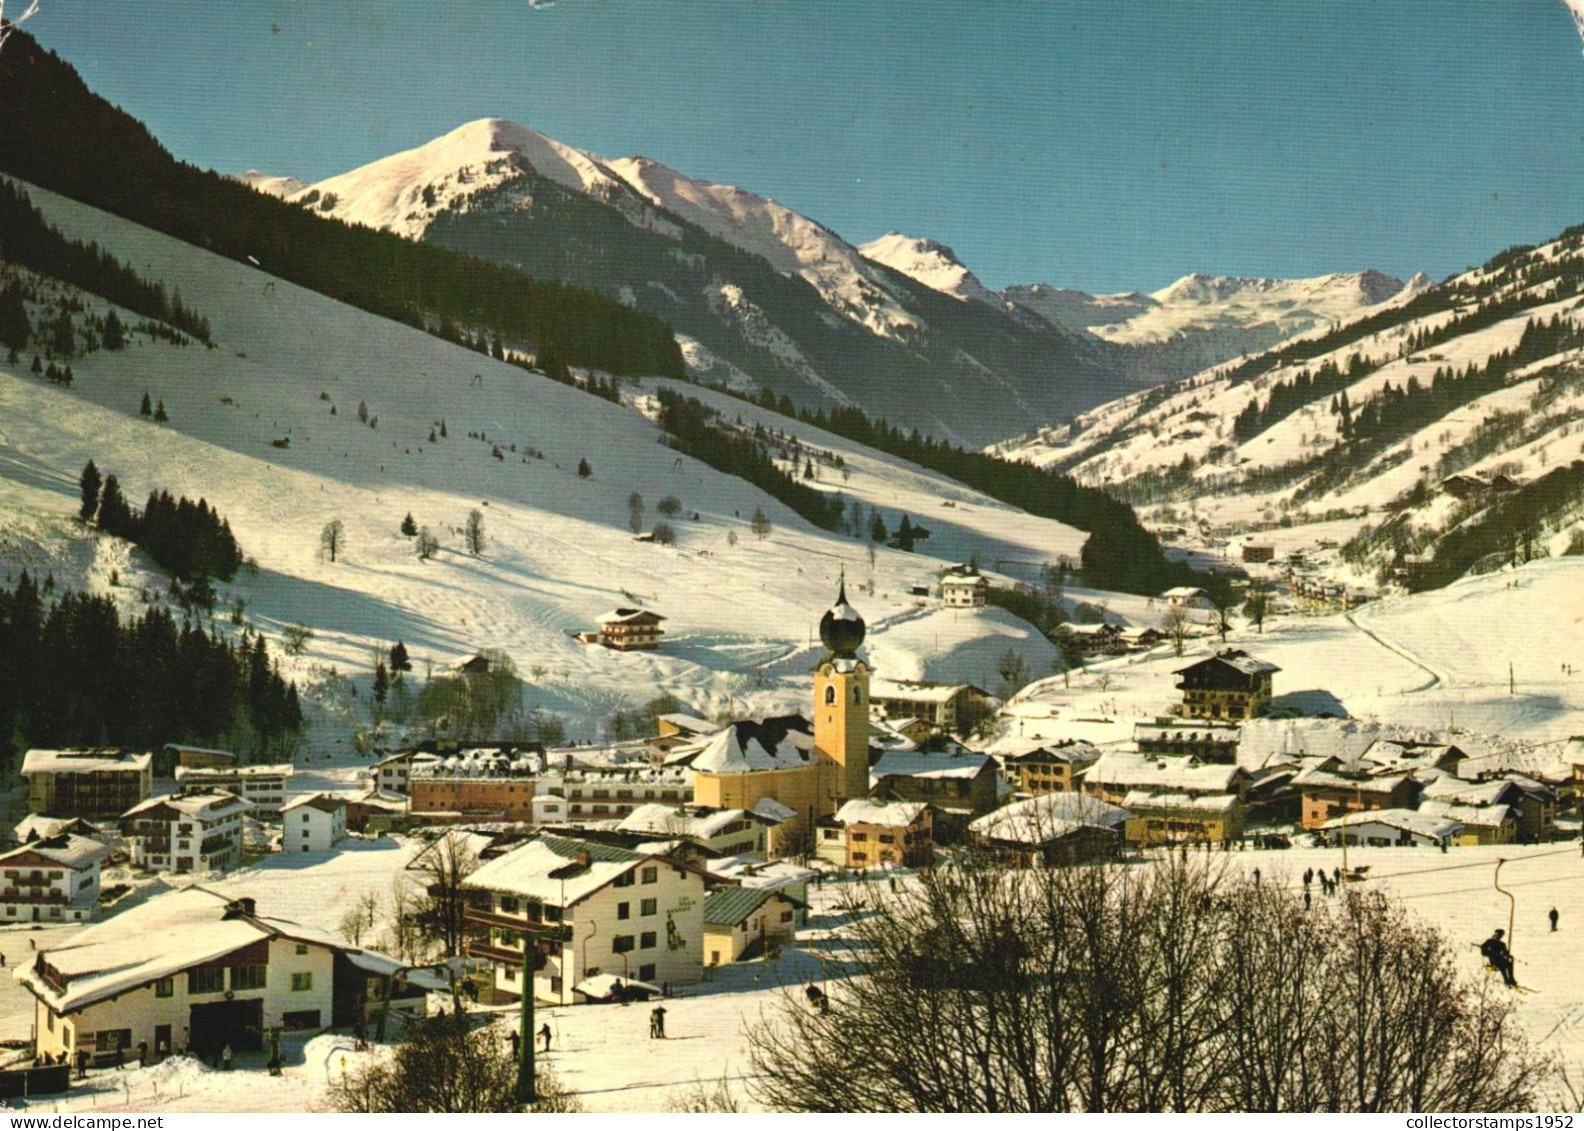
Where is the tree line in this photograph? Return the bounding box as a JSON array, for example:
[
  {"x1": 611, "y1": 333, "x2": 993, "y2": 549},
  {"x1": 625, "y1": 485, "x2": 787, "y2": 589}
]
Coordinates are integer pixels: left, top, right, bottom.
[
  {"x1": 0, "y1": 182, "x2": 211, "y2": 343},
  {"x1": 655, "y1": 388, "x2": 848, "y2": 532},
  {"x1": 81, "y1": 461, "x2": 243, "y2": 581},
  {"x1": 0, "y1": 573, "x2": 303, "y2": 762},
  {"x1": 0, "y1": 31, "x2": 682, "y2": 381}
]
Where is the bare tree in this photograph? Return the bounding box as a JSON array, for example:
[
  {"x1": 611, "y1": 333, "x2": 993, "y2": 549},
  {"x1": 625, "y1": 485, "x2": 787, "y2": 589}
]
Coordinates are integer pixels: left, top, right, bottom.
[
  {"x1": 1163, "y1": 603, "x2": 1192, "y2": 657},
  {"x1": 747, "y1": 858, "x2": 1549, "y2": 1112},
  {"x1": 321, "y1": 518, "x2": 345, "y2": 563},
  {"x1": 329, "y1": 1011, "x2": 582, "y2": 1113},
  {"x1": 412, "y1": 831, "x2": 481, "y2": 957},
  {"x1": 340, "y1": 890, "x2": 382, "y2": 947},
  {"x1": 415, "y1": 526, "x2": 440, "y2": 562},
  {"x1": 1243, "y1": 586, "x2": 1269, "y2": 634}
]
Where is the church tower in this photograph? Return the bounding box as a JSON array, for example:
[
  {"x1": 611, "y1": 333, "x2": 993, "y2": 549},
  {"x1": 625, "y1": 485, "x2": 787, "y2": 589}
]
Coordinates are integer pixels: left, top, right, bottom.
[{"x1": 814, "y1": 577, "x2": 871, "y2": 811}]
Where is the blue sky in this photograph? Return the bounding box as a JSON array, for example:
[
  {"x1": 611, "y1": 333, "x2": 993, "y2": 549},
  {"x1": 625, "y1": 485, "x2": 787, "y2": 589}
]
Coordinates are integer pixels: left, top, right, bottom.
[{"x1": 24, "y1": 0, "x2": 1584, "y2": 293}]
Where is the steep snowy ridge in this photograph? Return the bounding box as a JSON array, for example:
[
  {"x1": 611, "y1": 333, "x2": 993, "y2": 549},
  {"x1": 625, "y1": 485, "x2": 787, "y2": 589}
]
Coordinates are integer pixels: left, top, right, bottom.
[
  {"x1": 234, "y1": 170, "x2": 309, "y2": 199},
  {"x1": 857, "y1": 230, "x2": 1001, "y2": 307}
]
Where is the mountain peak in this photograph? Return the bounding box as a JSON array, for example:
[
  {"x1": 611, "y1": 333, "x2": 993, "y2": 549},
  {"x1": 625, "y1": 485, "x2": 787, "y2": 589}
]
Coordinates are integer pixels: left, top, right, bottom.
[{"x1": 858, "y1": 230, "x2": 998, "y2": 306}]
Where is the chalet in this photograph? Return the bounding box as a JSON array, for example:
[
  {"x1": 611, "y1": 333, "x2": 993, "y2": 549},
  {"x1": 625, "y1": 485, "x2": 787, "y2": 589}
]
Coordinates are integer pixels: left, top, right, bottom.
[
  {"x1": 650, "y1": 714, "x2": 721, "y2": 760},
  {"x1": 1134, "y1": 719, "x2": 1241, "y2": 762},
  {"x1": 1160, "y1": 586, "x2": 1211, "y2": 610},
  {"x1": 1416, "y1": 799, "x2": 1516, "y2": 845},
  {"x1": 462, "y1": 834, "x2": 709, "y2": 1004},
  {"x1": 158, "y1": 744, "x2": 237, "y2": 776},
  {"x1": 994, "y1": 737, "x2": 1102, "y2": 795},
  {"x1": 1492, "y1": 774, "x2": 1561, "y2": 841},
  {"x1": 1173, "y1": 649, "x2": 1279, "y2": 721},
  {"x1": 0, "y1": 835, "x2": 110, "y2": 924},
  {"x1": 968, "y1": 792, "x2": 1129, "y2": 867},
  {"x1": 1122, "y1": 791, "x2": 1244, "y2": 846},
  {"x1": 1241, "y1": 543, "x2": 1276, "y2": 564},
  {"x1": 551, "y1": 765, "x2": 694, "y2": 824},
  {"x1": 18, "y1": 888, "x2": 439, "y2": 1065},
  {"x1": 1083, "y1": 751, "x2": 1247, "y2": 807},
  {"x1": 1061, "y1": 622, "x2": 1128, "y2": 657},
  {"x1": 616, "y1": 804, "x2": 771, "y2": 857},
  {"x1": 1121, "y1": 626, "x2": 1167, "y2": 650},
  {"x1": 870, "y1": 748, "x2": 1002, "y2": 821},
  {"x1": 22, "y1": 749, "x2": 153, "y2": 819},
  {"x1": 121, "y1": 790, "x2": 251, "y2": 874},
  {"x1": 818, "y1": 799, "x2": 932, "y2": 868},
  {"x1": 706, "y1": 855, "x2": 816, "y2": 909},
  {"x1": 1292, "y1": 758, "x2": 1422, "y2": 830},
  {"x1": 940, "y1": 568, "x2": 988, "y2": 609},
  {"x1": 1357, "y1": 739, "x2": 1465, "y2": 778},
  {"x1": 598, "y1": 608, "x2": 666, "y2": 651},
  {"x1": 175, "y1": 763, "x2": 294, "y2": 818},
  {"x1": 280, "y1": 794, "x2": 347, "y2": 853},
  {"x1": 344, "y1": 789, "x2": 409, "y2": 834},
  {"x1": 702, "y1": 887, "x2": 805, "y2": 965},
  {"x1": 1320, "y1": 808, "x2": 1461, "y2": 849},
  {"x1": 368, "y1": 750, "x2": 440, "y2": 796},
  {"x1": 869, "y1": 678, "x2": 991, "y2": 736}
]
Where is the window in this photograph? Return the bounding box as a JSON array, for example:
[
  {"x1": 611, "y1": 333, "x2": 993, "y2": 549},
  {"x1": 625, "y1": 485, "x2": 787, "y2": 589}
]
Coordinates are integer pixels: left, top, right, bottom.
[
  {"x1": 613, "y1": 872, "x2": 634, "y2": 888},
  {"x1": 155, "y1": 977, "x2": 174, "y2": 998},
  {"x1": 824, "y1": 685, "x2": 837, "y2": 705},
  {"x1": 879, "y1": 835, "x2": 894, "y2": 844},
  {"x1": 617, "y1": 902, "x2": 631, "y2": 920},
  {"x1": 612, "y1": 935, "x2": 635, "y2": 954},
  {"x1": 853, "y1": 852, "x2": 867, "y2": 863},
  {"x1": 543, "y1": 905, "x2": 562, "y2": 922},
  {"x1": 640, "y1": 931, "x2": 657, "y2": 950},
  {"x1": 780, "y1": 911, "x2": 794, "y2": 923},
  {"x1": 638, "y1": 964, "x2": 656, "y2": 982},
  {"x1": 500, "y1": 896, "x2": 519, "y2": 914},
  {"x1": 504, "y1": 966, "x2": 517, "y2": 982},
  {"x1": 96, "y1": 1030, "x2": 131, "y2": 1053},
  {"x1": 549, "y1": 976, "x2": 563, "y2": 994},
  {"x1": 282, "y1": 1009, "x2": 322, "y2": 1030},
  {"x1": 641, "y1": 867, "x2": 657, "y2": 885},
  {"x1": 295, "y1": 943, "x2": 309, "y2": 956},
  {"x1": 188, "y1": 968, "x2": 224, "y2": 995},
  {"x1": 640, "y1": 898, "x2": 657, "y2": 916},
  {"x1": 291, "y1": 972, "x2": 314, "y2": 992},
  {"x1": 231, "y1": 965, "x2": 267, "y2": 991},
  {"x1": 852, "y1": 832, "x2": 867, "y2": 842}
]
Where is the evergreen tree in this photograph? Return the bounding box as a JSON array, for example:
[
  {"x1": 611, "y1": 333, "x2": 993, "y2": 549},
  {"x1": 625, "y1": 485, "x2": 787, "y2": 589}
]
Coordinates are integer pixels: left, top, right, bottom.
[
  {"x1": 50, "y1": 309, "x2": 74, "y2": 357},
  {"x1": 577, "y1": 458, "x2": 592, "y2": 478},
  {"x1": 0, "y1": 286, "x2": 30, "y2": 351},
  {"x1": 400, "y1": 512, "x2": 418, "y2": 537},
  {"x1": 153, "y1": 400, "x2": 168, "y2": 424},
  {"x1": 751, "y1": 507, "x2": 771, "y2": 540},
  {"x1": 96, "y1": 474, "x2": 134, "y2": 540},
  {"x1": 102, "y1": 309, "x2": 125, "y2": 350},
  {"x1": 78, "y1": 460, "x2": 101, "y2": 523},
  {"x1": 372, "y1": 661, "x2": 389, "y2": 718},
  {"x1": 140, "y1": 391, "x2": 152, "y2": 417},
  {"x1": 464, "y1": 509, "x2": 485, "y2": 556},
  {"x1": 389, "y1": 640, "x2": 412, "y2": 673},
  {"x1": 869, "y1": 512, "x2": 888, "y2": 543},
  {"x1": 29, "y1": 354, "x2": 42, "y2": 375}
]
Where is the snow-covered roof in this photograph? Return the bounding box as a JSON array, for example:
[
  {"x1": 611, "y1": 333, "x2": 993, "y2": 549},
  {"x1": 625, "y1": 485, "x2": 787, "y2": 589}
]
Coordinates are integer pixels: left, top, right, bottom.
[
  {"x1": 1134, "y1": 721, "x2": 1240, "y2": 746},
  {"x1": 1086, "y1": 751, "x2": 1242, "y2": 793},
  {"x1": 1162, "y1": 587, "x2": 1209, "y2": 599},
  {"x1": 616, "y1": 804, "x2": 757, "y2": 839},
  {"x1": 970, "y1": 792, "x2": 1131, "y2": 844},
  {"x1": 0, "y1": 834, "x2": 109, "y2": 872},
  {"x1": 1319, "y1": 808, "x2": 1461, "y2": 840},
  {"x1": 464, "y1": 834, "x2": 685, "y2": 906},
  {"x1": 1121, "y1": 790, "x2": 1241, "y2": 815},
  {"x1": 871, "y1": 748, "x2": 992, "y2": 784},
  {"x1": 656, "y1": 714, "x2": 719, "y2": 736},
  {"x1": 1418, "y1": 777, "x2": 1515, "y2": 807},
  {"x1": 992, "y1": 737, "x2": 1103, "y2": 764},
  {"x1": 351, "y1": 789, "x2": 410, "y2": 811},
  {"x1": 22, "y1": 749, "x2": 152, "y2": 775},
  {"x1": 175, "y1": 763, "x2": 294, "y2": 780},
  {"x1": 597, "y1": 607, "x2": 665, "y2": 625},
  {"x1": 870, "y1": 678, "x2": 973, "y2": 704},
  {"x1": 411, "y1": 747, "x2": 543, "y2": 780},
  {"x1": 1359, "y1": 740, "x2": 1461, "y2": 772},
  {"x1": 281, "y1": 792, "x2": 347, "y2": 815},
  {"x1": 15, "y1": 887, "x2": 423, "y2": 1015},
  {"x1": 122, "y1": 791, "x2": 252, "y2": 821},
  {"x1": 1236, "y1": 719, "x2": 1380, "y2": 772},
  {"x1": 707, "y1": 855, "x2": 816, "y2": 890},
  {"x1": 833, "y1": 799, "x2": 928, "y2": 827},
  {"x1": 1174, "y1": 649, "x2": 1280, "y2": 678},
  {"x1": 683, "y1": 717, "x2": 814, "y2": 774},
  {"x1": 13, "y1": 814, "x2": 97, "y2": 843},
  {"x1": 750, "y1": 796, "x2": 797, "y2": 823},
  {"x1": 1416, "y1": 799, "x2": 1515, "y2": 827}
]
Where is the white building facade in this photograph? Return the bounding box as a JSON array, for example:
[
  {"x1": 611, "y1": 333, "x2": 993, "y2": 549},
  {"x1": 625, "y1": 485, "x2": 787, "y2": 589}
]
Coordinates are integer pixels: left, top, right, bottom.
[
  {"x1": 121, "y1": 791, "x2": 250, "y2": 873},
  {"x1": 280, "y1": 794, "x2": 347, "y2": 853},
  {"x1": 0, "y1": 835, "x2": 110, "y2": 924}
]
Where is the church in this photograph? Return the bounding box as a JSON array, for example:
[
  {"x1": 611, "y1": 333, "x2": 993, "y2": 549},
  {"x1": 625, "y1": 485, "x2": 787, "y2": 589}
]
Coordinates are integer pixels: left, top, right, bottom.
[{"x1": 685, "y1": 579, "x2": 873, "y2": 841}]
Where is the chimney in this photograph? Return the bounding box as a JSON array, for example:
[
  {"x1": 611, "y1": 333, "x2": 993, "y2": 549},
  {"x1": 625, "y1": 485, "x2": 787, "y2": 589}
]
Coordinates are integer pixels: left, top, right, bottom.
[
  {"x1": 574, "y1": 850, "x2": 591, "y2": 867},
  {"x1": 222, "y1": 897, "x2": 257, "y2": 919}
]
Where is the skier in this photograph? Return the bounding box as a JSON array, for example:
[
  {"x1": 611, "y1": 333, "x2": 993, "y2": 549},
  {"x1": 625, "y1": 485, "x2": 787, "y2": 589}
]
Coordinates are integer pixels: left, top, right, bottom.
[
  {"x1": 650, "y1": 1005, "x2": 667, "y2": 1039},
  {"x1": 1303, "y1": 890, "x2": 1312, "y2": 911},
  {"x1": 508, "y1": 1029, "x2": 520, "y2": 1060},
  {"x1": 137, "y1": 1040, "x2": 148, "y2": 1068},
  {"x1": 222, "y1": 1044, "x2": 233, "y2": 1072},
  {"x1": 1479, "y1": 929, "x2": 1518, "y2": 987},
  {"x1": 540, "y1": 1022, "x2": 552, "y2": 1052},
  {"x1": 1303, "y1": 868, "x2": 1314, "y2": 889},
  {"x1": 1550, "y1": 907, "x2": 1560, "y2": 933},
  {"x1": 1252, "y1": 867, "x2": 1261, "y2": 886}
]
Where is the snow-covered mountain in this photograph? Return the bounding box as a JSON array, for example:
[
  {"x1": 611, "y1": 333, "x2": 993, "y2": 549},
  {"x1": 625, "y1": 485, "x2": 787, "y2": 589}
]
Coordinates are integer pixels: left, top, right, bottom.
[
  {"x1": 857, "y1": 231, "x2": 1000, "y2": 307},
  {"x1": 234, "y1": 170, "x2": 309, "y2": 199},
  {"x1": 995, "y1": 229, "x2": 1584, "y2": 590},
  {"x1": 272, "y1": 118, "x2": 1126, "y2": 446}
]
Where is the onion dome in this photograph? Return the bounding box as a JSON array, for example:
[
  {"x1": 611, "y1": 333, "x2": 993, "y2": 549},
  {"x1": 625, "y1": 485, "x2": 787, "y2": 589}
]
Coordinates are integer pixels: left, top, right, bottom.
[{"x1": 819, "y1": 576, "x2": 866, "y2": 657}]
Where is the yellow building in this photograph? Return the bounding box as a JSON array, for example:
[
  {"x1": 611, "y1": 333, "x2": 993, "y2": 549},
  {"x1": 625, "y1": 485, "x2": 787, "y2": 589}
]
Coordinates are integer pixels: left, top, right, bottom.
[
  {"x1": 702, "y1": 887, "x2": 805, "y2": 965},
  {"x1": 1122, "y1": 791, "x2": 1245, "y2": 846}
]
